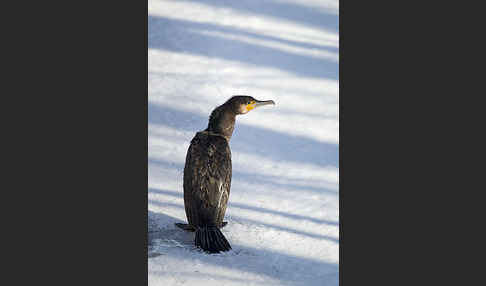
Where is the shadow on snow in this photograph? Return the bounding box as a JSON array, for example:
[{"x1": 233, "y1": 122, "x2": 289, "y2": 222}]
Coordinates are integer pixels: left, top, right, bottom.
[
  {"x1": 150, "y1": 187, "x2": 338, "y2": 226},
  {"x1": 178, "y1": 0, "x2": 339, "y2": 32},
  {"x1": 148, "y1": 211, "x2": 338, "y2": 285},
  {"x1": 148, "y1": 16, "x2": 338, "y2": 80},
  {"x1": 148, "y1": 103, "x2": 339, "y2": 168}
]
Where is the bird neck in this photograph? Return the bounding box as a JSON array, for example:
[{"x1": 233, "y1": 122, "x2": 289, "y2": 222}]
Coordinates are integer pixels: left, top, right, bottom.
[{"x1": 206, "y1": 105, "x2": 236, "y2": 140}]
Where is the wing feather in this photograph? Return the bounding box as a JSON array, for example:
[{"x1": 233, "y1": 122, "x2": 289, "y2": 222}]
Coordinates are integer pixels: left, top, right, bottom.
[{"x1": 183, "y1": 132, "x2": 231, "y2": 227}]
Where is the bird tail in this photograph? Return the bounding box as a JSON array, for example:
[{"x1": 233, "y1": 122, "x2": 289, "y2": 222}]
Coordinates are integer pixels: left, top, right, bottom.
[{"x1": 195, "y1": 226, "x2": 232, "y2": 253}]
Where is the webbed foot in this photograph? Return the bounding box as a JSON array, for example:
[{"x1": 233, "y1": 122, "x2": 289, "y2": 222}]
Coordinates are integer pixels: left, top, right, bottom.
[{"x1": 174, "y1": 223, "x2": 196, "y2": 232}]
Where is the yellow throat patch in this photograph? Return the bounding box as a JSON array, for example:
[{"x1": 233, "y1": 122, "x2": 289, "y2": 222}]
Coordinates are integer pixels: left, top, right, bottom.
[{"x1": 246, "y1": 101, "x2": 256, "y2": 112}]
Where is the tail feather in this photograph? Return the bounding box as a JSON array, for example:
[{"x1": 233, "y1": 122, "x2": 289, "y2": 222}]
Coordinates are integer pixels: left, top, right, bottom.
[{"x1": 195, "y1": 226, "x2": 232, "y2": 253}]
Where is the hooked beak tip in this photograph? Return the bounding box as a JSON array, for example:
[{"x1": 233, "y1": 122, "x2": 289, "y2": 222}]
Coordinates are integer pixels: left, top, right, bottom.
[{"x1": 255, "y1": 100, "x2": 276, "y2": 107}]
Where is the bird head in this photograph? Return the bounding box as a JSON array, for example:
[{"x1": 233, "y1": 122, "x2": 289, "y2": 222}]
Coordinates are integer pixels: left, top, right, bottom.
[{"x1": 226, "y1": 95, "x2": 275, "y2": 115}]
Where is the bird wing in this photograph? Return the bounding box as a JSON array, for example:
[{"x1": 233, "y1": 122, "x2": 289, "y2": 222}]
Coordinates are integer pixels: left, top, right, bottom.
[{"x1": 183, "y1": 133, "x2": 231, "y2": 227}]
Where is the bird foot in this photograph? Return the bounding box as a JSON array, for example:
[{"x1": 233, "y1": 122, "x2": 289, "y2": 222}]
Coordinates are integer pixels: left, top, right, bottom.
[
  {"x1": 174, "y1": 223, "x2": 196, "y2": 232},
  {"x1": 175, "y1": 222, "x2": 228, "y2": 232}
]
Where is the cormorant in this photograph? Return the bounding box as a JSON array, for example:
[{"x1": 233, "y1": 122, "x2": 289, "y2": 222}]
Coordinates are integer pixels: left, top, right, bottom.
[{"x1": 175, "y1": 95, "x2": 275, "y2": 253}]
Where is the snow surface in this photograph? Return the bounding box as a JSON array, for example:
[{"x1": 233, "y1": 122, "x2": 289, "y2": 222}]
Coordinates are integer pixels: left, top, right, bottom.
[{"x1": 148, "y1": 0, "x2": 339, "y2": 285}]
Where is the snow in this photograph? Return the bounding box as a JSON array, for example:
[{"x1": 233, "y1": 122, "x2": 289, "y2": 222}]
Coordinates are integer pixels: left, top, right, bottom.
[{"x1": 148, "y1": 0, "x2": 339, "y2": 285}]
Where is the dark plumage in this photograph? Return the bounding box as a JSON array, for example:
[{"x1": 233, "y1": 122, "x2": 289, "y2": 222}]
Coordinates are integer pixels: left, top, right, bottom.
[{"x1": 175, "y1": 95, "x2": 275, "y2": 253}]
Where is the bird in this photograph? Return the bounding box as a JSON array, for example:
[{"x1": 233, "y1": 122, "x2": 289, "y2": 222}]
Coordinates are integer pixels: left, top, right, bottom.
[{"x1": 175, "y1": 95, "x2": 275, "y2": 253}]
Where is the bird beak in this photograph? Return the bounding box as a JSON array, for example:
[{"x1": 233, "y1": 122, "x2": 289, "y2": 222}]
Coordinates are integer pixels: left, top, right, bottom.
[
  {"x1": 254, "y1": 99, "x2": 275, "y2": 108},
  {"x1": 245, "y1": 99, "x2": 275, "y2": 113}
]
